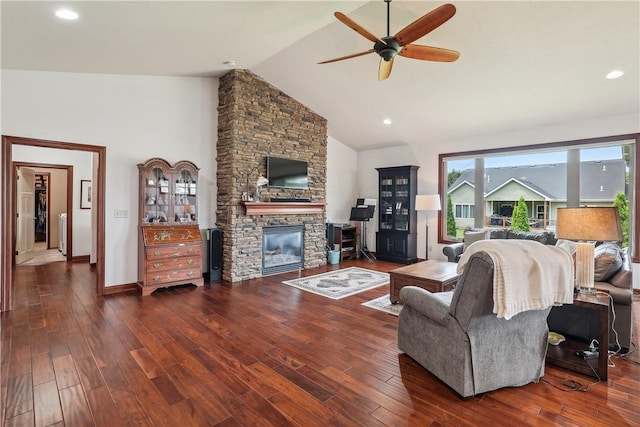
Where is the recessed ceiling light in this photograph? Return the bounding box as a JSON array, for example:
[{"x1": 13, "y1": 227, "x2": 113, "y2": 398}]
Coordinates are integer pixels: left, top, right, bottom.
[
  {"x1": 223, "y1": 60, "x2": 236, "y2": 68},
  {"x1": 55, "y1": 9, "x2": 79, "y2": 20},
  {"x1": 606, "y1": 70, "x2": 624, "y2": 79},
  {"x1": 383, "y1": 118, "x2": 392, "y2": 125}
]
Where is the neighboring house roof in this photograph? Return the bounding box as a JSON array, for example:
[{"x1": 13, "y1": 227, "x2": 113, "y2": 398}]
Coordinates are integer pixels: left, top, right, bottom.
[
  {"x1": 448, "y1": 159, "x2": 626, "y2": 201},
  {"x1": 447, "y1": 180, "x2": 474, "y2": 193},
  {"x1": 484, "y1": 177, "x2": 550, "y2": 200}
]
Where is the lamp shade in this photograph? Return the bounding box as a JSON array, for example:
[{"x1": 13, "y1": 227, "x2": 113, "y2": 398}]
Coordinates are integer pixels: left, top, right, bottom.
[
  {"x1": 556, "y1": 207, "x2": 622, "y2": 242},
  {"x1": 415, "y1": 194, "x2": 441, "y2": 211}
]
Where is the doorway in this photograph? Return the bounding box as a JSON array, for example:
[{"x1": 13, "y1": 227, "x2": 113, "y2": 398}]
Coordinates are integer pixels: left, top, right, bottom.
[
  {"x1": 1, "y1": 136, "x2": 106, "y2": 312},
  {"x1": 35, "y1": 173, "x2": 48, "y2": 244},
  {"x1": 14, "y1": 164, "x2": 72, "y2": 266}
]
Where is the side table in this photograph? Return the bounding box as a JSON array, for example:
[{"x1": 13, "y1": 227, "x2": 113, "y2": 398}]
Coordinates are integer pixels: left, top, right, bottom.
[
  {"x1": 389, "y1": 260, "x2": 459, "y2": 304},
  {"x1": 546, "y1": 293, "x2": 609, "y2": 380}
]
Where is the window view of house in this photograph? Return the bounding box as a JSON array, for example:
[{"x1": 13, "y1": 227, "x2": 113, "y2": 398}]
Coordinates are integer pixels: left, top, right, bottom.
[{"x1": 442, "y1": 142, "x2": 633, "y2": 245}]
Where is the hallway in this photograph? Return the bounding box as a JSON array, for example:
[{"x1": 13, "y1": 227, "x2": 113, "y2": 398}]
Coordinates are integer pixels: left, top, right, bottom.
[{"x1": 19, "y1": 242, "x2": 66, "y2": 266}]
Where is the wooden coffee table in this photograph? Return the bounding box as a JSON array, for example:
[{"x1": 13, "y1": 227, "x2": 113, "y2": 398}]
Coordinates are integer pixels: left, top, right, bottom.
[{"x1": 389, "y1": 260, "x2": 459, "y2": 304}]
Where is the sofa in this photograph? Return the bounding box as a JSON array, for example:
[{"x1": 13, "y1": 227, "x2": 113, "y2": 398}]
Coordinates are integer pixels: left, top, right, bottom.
[
  {"x1": 398, "y1": 251, "x2": 553, "y2": 398},
  {"x1": 443, "y1": 228, "x2": 558, "y2": 263},
  {"x1": 442, "y1": 228, "x2": 634, "y2": 351}
]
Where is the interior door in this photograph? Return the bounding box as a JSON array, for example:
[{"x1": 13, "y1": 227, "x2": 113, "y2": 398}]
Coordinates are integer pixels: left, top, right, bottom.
[{"x1": 16, "y1": 167, "x2": 36, "y2": 264}]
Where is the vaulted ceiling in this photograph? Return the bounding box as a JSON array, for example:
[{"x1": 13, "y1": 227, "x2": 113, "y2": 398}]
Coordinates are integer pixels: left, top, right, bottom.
[{"x1": 2, "y1": 1, "x2": 639, "y2": 151}]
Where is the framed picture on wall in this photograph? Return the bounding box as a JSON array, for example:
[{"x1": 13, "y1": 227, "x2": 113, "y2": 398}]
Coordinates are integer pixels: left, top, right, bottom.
[{"x1": 81, "y1": 179, "x2": 92, "y2": 209}]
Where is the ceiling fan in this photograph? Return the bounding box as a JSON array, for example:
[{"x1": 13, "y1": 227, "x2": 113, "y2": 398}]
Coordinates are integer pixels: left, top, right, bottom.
[{"x1": 318, "y1": 1, "x2": 460, "y2": 81}]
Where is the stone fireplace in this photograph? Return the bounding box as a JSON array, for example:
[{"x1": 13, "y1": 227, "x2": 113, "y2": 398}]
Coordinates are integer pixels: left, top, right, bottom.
[
  {"x1": 216, "y1": 69, "x2": 327, "y2": 282},
  {"x1": 262, "y1": 225, "x2": 304, "y2": 276}
]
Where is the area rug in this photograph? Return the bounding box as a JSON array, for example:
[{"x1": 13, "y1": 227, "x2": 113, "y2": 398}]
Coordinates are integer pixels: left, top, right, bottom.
[
  {"x1": 362, "y1": 294, "x2": 403, "y2": 316},
  {"x1": 282, "y1": 267, "x2": 389, "y2": 299}
]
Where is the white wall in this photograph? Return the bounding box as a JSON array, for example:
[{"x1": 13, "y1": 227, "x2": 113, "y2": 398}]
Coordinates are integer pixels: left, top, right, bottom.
[
  {"x1": 1, "y1": 70, "x2": 218, "y2": 287},
  {"x1": 357, "y1": 145, "x2": 424, "y2": 255},
  {"x1": 326, "y1": 135, "x2": 358, "y2": 224}
]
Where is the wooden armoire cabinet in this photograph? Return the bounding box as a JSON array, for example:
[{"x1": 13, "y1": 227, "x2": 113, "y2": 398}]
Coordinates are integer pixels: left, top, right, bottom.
[
  {"x1": 137, "y1": 158, "x2": 203, "y2": 296},
  {"x1": 375, "y1": 165, "x2": 419, "y2": 264}
]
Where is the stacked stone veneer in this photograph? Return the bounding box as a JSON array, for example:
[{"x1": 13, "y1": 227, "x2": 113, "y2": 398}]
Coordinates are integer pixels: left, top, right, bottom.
[{"x1": 217, "y1": 69, "x2": 328, "y2": 282}]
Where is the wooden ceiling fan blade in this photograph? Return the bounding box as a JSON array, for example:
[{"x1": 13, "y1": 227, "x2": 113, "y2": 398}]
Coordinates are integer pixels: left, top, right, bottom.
[
  {"x1": 399, "y1": 44, "x2": 460, "y2": 62},
  {"x1": 378, "y1": 58, "x2": 393, "y2": 81},
  {"x1": 318, "y1": 49, "x2": 375, "y2": 64},
  {"x1": 334, "y1": 12, "x2": 382, "y2": 43},
  {"x1": 394, "y1": 3, "x2": 456, "y2": 46}
]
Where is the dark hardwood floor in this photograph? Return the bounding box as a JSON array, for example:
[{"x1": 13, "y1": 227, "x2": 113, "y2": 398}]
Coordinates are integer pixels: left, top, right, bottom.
[{"x1": 2, "y1": 259, "x2": 639, "y2": 426}]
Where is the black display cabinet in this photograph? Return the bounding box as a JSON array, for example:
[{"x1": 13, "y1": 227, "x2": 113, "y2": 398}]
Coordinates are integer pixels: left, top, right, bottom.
[{"x1": 375, "y1": 165, "x2": 419, "y2": 264}]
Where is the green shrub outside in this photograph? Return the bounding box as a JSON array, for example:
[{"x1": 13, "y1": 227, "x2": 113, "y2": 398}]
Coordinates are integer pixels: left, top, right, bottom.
[
  {"x1": 612, "y1": 192, "x2": 629, "y2": 247},
  {"x1": 510, "y1": 196, "x2": 530, "y2": 232}
]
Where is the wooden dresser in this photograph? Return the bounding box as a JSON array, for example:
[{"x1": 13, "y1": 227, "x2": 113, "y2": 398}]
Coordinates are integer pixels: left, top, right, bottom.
[
  {"x1": 138, "y1": 224, "x2": 203, "y2": 296},
  {"x1": 137, "y1": 158, "x2": 203, "y2": 296}
]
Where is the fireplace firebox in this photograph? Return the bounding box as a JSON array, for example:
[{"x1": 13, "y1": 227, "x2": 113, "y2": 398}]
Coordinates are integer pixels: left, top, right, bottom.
[{"x1": 262, "y1": 225, "x2": 304, "y2": 275}]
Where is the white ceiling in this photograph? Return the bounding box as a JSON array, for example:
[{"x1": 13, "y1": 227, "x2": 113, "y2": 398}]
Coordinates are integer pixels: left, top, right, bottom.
[{"x1": 2, "y1": 1, "x2": 639, "y2": 151}]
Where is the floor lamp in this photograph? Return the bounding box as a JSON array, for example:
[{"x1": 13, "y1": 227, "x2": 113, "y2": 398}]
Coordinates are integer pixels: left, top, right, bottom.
[
  {"x1": 556, "y1": 207, "x2": 623, "y2": 295},
  {"x1": 415, "y1": 195, "x2": 442, "y2": 260}
]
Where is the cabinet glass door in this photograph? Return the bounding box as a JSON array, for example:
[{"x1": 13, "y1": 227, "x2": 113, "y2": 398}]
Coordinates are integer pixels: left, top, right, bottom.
[
  {"x1": 393, "y1": 174, "x2": 410, "y2": 231},
  {"x1": 379, "y1": 173, "x2": 411, "y2": 232},
  {"x1": 380, "y1": 175, "x2": 394, "y2": 230},
  {"x1": 174, "y1": 168, "x2": 197, "y2": 223},
  {"x1": 142, "y1": 166, "x2": 171, "y2": 223}
]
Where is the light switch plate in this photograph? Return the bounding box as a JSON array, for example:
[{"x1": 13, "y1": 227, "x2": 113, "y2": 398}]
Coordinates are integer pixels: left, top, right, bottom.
[{"x1": 114, "y1": 210, "x2": 128, "y2": 218}]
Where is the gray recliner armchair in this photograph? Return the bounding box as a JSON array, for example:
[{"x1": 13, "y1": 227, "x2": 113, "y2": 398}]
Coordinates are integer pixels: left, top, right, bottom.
[{"x1": 397, "y1": 251, "x2": 552, "y2": 398}]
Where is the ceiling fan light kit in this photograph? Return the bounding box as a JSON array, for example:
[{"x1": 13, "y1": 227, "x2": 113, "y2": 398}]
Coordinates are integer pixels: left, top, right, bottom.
[
  {"x1": 374, "y1": 37, "x2": 400, "y2": 61},
  {"x1": 319, "y1": 1, "x2": 460, "y2": 81}
]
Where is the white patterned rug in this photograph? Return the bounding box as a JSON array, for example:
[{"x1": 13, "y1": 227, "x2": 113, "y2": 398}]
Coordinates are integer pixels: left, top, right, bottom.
[
  {"x1": 282, "y1": 267, "x2": 389, "y2": 300},
  {"x1": 362, "y1": 294, "x2": 403, "y2": 316}
]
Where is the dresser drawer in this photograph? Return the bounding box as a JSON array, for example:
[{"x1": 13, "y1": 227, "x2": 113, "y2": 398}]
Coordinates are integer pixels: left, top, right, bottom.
[
  {"x1": 142, "y1": 224, "x2": 201, "y2": 245},
  {"x1": 146, "y1": 244, "x2": 201, "y2": 260},
  {"x1": 146, "y1": 256, "x2": 201, "y2": 273},
  {"x1": 145, "y1": 267, "x2": 202, "y2": 286}
]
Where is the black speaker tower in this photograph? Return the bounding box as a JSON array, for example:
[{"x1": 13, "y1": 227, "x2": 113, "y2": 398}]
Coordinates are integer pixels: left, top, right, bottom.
[{"x1": 208, "y1": 228, "x2": 223, "y2": 282}]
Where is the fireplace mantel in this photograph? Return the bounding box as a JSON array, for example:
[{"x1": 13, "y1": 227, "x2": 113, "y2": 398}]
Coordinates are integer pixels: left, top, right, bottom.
[{"x1": 241, "y1": 201, "x2": 326, "y2": 216}]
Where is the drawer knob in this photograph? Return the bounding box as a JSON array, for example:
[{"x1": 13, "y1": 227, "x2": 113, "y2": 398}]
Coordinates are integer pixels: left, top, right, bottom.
[
  {"x1": 153, "y1": 263, "x2": 162, "y2": 269},
  {"x1": 187, "y1": 271, "x2": 193, "y2": 276},
  {"x1": 187, "y1": 247, "x2": 194, "y2": 253},
  {"x1": 154, "y1": 250, "x2": 162, "y2": 256},
  {"x1": 153, "y1": 276, "x2": 161, "y2": 282},
  {"x1": 187, "y1": 259, "x2": 194, "y2": 265}
]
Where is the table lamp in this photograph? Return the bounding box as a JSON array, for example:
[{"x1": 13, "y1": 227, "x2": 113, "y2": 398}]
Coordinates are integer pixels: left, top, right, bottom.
[
  {"x1": 254, "y1": 175, "x2": 269, "y2": 201},
  {"x1": 415, "y1": 194, "x2": 442, "y2": 260},
  {"x1": 555, "y1": 207, "x2": 623, "y2": 295}
]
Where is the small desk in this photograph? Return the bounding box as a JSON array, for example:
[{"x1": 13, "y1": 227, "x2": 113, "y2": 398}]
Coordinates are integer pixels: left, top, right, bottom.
[
  {"x1": 389, "y1": 260, "x2": 459, "y2": 304},
  {"x1": 546, "y1": 293, "x2": 609, "y2": 380}
]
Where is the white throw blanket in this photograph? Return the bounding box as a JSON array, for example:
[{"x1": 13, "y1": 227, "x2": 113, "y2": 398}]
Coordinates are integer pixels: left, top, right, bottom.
[{"x1": 457, "y1": 239, "x2": 574, "y2": 320}]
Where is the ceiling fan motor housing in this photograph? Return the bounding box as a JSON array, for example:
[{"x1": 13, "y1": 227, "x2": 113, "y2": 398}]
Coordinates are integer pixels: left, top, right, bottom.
[{"x1": 375, "y1": 37, "x2": 400, "y2": 61}]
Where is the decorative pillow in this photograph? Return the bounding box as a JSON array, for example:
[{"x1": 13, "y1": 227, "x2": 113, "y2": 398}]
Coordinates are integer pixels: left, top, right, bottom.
[
  {"x1": 556, "y1": 239, "x2": 577, "y2": 275},
  {"x1": 463, "y1": 230, "x2": 489, "y2": 251},
  {"x1": 593, "y1": 242, "x2": 623, "y2": 282},
  {"x1": 555, "y1": 239, "x2": 577, "y2": 256}
]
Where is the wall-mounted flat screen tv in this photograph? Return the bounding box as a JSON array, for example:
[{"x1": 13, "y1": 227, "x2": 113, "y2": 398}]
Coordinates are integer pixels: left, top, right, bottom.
[{"x1": 267, "y1": 156, "x2": 308, "y2": 189}]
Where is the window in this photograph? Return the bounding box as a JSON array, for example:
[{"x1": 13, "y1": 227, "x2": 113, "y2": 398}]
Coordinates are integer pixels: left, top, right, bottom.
[
  {"x1": 439, "y1": 134, "x2": 639, "y2": 263},
  {"x1": 455, "y1": 204, "x2": 475, "y2": 218}
]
